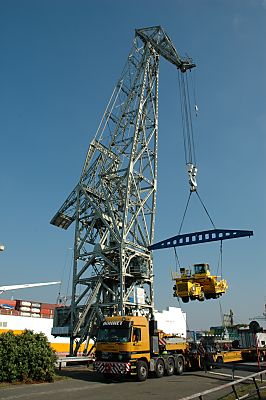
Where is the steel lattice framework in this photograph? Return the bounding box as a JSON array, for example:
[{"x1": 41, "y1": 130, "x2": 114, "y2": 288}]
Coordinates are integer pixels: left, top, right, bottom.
[{"x1": 51, "y1": 26, "x2": 195, "y2": 354}]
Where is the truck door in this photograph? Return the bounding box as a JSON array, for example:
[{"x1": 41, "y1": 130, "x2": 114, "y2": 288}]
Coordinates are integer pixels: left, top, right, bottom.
[{"x1": 132, "y1": 327, "x2": 142, "y2": 348}]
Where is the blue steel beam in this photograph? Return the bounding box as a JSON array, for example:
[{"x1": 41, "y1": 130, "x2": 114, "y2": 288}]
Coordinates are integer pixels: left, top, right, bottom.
[{"x1": 148, "y1": 229, "x2": 253, "y2": 251}]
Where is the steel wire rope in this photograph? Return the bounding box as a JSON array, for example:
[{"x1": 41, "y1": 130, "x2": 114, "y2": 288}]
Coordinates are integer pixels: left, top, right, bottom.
[
  {"x1": 178, "y1": 71, "x2": 197, "y2": 166},
  {"x1": 173, "y1": 191, "x2": 193, "y2": 271},
  {"x1": 178, "y1": 191, "x2": 192, "y2": 235},
  {"x1": 175, "y1": 70, "x2": 197, "y2": 273},
  {"x1": 178, "y1": 72, "x2": 189, "y2": 165},
  {"x1": 177, "y1": 295, "x2": 191, "y2": 334},
  {"x1": 216, "y1": 240, "x2": 223, "y2": 278},
  {"x1": 173, "y1": 242, "x2": 191, "y2": 333},
  {"x1": 174, "y1": 247, "x2": 192, "y2": 334},
  {"x1": 219, "y1": 299, "x2": 225, "y2": 327},
  {"x1": 190, "y1": 68, "x2": 199, "y2": 117},
  {"x1": 185, "y1": 72, "x2": 197, "y2": 166},
  {"x1": 195, "y1": 190, "x2": 216, "y2": 229}
]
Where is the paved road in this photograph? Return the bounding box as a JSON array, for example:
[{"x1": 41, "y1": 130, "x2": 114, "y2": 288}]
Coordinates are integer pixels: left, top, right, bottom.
[{"x1": 0, "y1": 364, "x2": 265, "y2": 400}]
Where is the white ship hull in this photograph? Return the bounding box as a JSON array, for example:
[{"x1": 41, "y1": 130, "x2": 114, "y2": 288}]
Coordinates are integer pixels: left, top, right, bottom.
[{"x1": 0, "y1": 312, "x2": 77, "y2": 354}]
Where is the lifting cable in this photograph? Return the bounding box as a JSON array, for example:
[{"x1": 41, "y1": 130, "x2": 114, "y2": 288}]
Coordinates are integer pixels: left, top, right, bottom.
[
  {"x1": 174, "y1": 246, "x2": 181, "y2": 272},
  {"x1": 219, "y1": 299, "x2": 224, "y2": 327},
  {"x1": 177, "y1": 295, "x2": 191, "y2": 333},
  {"x1": 190, "y1": 68, "x2": 199, "y2": 117},
  {"x1": 195, "y1": 191, "x2": 216, "y2": 229},
  {"x1": 175, "y1": 69, "x2": 221, "y2": 280},
  {"x1": 178, "y1": 71, "x2": 197, "y2": 167},
  {"x1": 178, "y1": 67, "x2": 216, "y2": 231},
  {"x1": 174, "y1": 191, "x2": 192, "y2": 272},
  {"x1": 178, "y1": 191, "x2": 192, "y2": 234},
  {"x1": 216, "y1": 240, "x2": 223, "y2": 278}
]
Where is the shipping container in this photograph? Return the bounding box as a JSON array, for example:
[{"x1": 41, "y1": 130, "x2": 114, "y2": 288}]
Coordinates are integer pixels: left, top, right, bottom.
[
  {"x1": 31, "y1": 303, "x2": 41, "y2": 308},
  {"x1": 31, "y1": 307, "x2": 41, "y2": 313},
  {"x1": 19, "y1": 306, "x2": 31, "y2": 312},
  {"x1": 20, "y1": 312, "x2": 31, "y2": 317},
  {"x1": 40, "y1": 308, "x2": 54, "y2": 315}
]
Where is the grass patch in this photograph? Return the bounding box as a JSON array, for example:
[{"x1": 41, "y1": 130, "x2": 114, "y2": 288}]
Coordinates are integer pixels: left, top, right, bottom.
[{"x1": 218, "y1": 382, "x2": 266, "y2": 399}]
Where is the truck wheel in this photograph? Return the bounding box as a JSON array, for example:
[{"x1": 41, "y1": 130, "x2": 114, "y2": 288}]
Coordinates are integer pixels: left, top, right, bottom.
[
  {"x1": 216, "y1": 356, "x2": 223, "y2": 368},
  {"x1": 165, "y1": 357, "x2": 175, "y2": 376},
  {"x1": 136, "y1": 360, "x2": 148, "y2": 382},
  {"x1": 175, "y1": 356, "x2": 184, "y2": 375},
  {"x1": 182, "y1": 297, "x2": 189, "y2": 303},
  {"x1": 102, "y1": 373, "x2": 113, "y2": 381},
  {"x1": 155, "y1": 359, "x2": 165, "y2": 378}
]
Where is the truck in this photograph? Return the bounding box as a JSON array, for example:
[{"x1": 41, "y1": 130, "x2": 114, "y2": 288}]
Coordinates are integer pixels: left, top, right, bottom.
[
  {"x1": 94, "y1": 315, "x2": 189, "y2": 381},
  {"x1": 172, "y1": 263, "x2": 228, "y2": 303}
]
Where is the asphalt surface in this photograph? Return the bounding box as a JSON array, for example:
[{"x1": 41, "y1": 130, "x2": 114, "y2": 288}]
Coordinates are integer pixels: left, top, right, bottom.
[{"x1": 0, "y1": 364, "x2": 265, "y2": 400}]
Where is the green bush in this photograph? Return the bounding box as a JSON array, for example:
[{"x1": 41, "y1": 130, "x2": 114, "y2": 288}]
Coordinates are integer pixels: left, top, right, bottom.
[{"x1": 0, "y1": 330, "x2": 57, "y2": 383}]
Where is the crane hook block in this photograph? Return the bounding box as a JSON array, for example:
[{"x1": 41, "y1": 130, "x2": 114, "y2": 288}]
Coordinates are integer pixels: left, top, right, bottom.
[
  {"x1": 187, "y1": 163, "x2": 198, "y2": 192},
  {"x1": 148, "y1": 229, "x2": 254, "y2": 251}
]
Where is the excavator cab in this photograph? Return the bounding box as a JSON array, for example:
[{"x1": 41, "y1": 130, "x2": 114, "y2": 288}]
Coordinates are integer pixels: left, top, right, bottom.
[
  {"x1": 193, "y1": 263, "x2": 210, "y2": 275},
  {"x1": 173, "y1": 263, "x2": 228, "y2": 303}
]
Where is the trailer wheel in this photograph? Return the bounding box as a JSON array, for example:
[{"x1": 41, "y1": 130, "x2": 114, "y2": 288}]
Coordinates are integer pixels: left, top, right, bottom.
[
  {"x1": 136, "y1": 360, "x2": 148, "y2": 382},
  {"x1": 175, "y1": 356, "x2": 184, "y2": 375},
  {"x1": 216, "y1": 356, "x2": 223, "y2": 368},
  {"x1": 155, "y1": 359, "x2": 165, "y2": 378},
  {"x1": 165, "y1": 357, "x2": 175, "y2": 376},
  {"x1": 198, "y1": 291, "x2": 205, "y2": 302},
  {"x1": 182, "y1": 297, "x2": 189, "y2": 303}
]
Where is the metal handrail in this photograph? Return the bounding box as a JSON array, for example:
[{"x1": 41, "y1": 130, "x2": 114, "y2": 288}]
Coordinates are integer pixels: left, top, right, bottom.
[{"x1": 178, "y1": 370, "x2": 266, "y2": 400}]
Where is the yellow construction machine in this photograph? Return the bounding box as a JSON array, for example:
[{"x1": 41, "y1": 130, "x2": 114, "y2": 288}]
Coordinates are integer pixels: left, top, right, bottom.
[{"x1": 172, "y1": 263, "x2": 228, "y2": 303}]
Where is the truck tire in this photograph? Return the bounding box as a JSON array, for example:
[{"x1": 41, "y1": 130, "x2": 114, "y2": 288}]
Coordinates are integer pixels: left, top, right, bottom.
[
  {"x1": 102, "y1": 373, "x2": 113, "y2": 381},
  {"x1": 155, "y1": 359, "x2": 165, "y2": 378},
  {"x1": 136, "y1": 360, "x2": 148, "y2": 382},
  {"x1": 165, "y1": 357, "x2": 175, "y2": 376},
  {"x1": 175, "y1": 356, "x2": 184, "y2": 375}
]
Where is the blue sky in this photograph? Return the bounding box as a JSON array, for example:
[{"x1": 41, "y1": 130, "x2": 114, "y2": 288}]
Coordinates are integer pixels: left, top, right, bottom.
[{"x1": 0, "y1": 0, "x2": 265, "y2": 331}]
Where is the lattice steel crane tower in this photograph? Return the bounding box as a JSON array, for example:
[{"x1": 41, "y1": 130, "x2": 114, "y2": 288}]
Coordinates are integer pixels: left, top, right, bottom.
[{"x1": 51, "y1": 26, "x2": 195, "y2": 355}]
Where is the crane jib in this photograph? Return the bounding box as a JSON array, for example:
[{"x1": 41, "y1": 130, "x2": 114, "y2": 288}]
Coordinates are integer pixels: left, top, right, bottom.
[{"x1": 148, "y1": 229, "x2": 254, "y2": 251}]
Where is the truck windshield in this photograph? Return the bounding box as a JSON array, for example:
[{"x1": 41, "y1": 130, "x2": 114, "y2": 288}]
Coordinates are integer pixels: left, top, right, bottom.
[{"x1": 97, "y1": 327, "x2": 131, "y2": 343}]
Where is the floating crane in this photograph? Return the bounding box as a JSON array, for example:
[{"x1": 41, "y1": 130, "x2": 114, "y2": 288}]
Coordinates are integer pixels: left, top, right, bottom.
[{"x1": 50, "y1": 26, "x2": 253, "y2": 355}]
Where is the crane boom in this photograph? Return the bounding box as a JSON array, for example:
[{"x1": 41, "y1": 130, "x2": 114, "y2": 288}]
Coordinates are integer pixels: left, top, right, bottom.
[{"x1": 136, "y1": 26, "x2": 195, "y2": 71}]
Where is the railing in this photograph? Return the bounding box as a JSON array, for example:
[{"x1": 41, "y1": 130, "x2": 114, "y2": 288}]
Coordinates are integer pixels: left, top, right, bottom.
[{"x1": 178, "y1": 370, "x2": 266, "y2": 400}]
